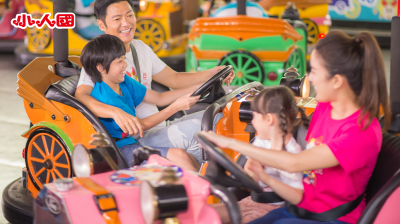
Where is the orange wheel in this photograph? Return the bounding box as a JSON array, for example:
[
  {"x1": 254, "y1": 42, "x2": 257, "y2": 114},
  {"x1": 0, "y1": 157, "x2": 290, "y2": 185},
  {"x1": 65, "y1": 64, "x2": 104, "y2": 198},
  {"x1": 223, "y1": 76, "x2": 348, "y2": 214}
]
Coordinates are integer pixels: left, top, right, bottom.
[{"x1": 25, "y1": 128, "x2": 72, "y2": 190}]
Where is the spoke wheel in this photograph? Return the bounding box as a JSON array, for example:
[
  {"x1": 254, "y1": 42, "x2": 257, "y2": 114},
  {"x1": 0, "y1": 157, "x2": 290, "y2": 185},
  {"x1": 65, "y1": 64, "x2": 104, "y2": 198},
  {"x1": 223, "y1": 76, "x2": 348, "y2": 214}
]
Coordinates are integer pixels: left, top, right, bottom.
[
  {"x1": 303, "y1": 19, "x2": 319, "y2": 45},
  {"x1": 134, "y1": 19, "x2": 165, "y2": 53},
  {"x1": 27, "y1": 14, "x2": 51, "y2": 51},
  {"x1": 25, "y1": 128, "x2": 72, "y2": 190},
  {"x1": 218, "y1": 51, "x2": 264, "y2": 86},
  {"x1": 284, "y1": 49, "x2": 305, "y2": 77}
]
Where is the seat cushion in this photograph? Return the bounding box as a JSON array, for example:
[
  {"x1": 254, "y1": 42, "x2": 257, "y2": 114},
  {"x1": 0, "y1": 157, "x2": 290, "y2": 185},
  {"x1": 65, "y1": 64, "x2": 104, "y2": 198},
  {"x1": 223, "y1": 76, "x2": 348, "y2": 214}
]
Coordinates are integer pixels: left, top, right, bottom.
[
  {"x1": 50, "y1": 74, "x2": 80, "y2": 96},
  {"x1": 365, "y1": 132, "x2": 400, "y2": 203}
]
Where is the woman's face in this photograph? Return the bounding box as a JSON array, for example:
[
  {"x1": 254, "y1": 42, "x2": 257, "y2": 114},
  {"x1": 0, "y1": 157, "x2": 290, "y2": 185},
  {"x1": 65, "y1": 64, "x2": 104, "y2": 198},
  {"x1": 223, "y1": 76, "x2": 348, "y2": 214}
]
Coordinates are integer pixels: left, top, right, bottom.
[{"x1": 308, "y1": 50, "x2": 336, "y2": 102}]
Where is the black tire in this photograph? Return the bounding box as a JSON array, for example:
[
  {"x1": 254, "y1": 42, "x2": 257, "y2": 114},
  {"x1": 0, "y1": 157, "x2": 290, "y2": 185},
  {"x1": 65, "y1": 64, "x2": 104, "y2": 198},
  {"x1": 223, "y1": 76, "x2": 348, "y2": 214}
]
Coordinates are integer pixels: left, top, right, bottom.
[{"x1": 2, "y1": 178, "x2": 34, "y2": 224}]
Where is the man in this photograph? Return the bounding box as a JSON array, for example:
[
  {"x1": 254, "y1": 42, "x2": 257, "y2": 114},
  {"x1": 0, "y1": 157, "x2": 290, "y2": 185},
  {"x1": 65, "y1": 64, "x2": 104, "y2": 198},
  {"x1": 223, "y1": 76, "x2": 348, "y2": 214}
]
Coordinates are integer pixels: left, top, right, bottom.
[{"x1": 75, "y1": 0, "x2": 234, "y2": 164}]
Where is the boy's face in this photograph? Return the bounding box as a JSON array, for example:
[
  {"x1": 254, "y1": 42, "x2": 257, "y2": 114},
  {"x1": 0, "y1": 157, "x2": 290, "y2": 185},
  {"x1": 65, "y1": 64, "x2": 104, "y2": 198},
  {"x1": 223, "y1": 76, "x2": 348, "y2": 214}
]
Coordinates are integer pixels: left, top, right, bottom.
[
  {"x1": 101, "y1": 56, "x2": 128, "y2": 84},
  {"x1": 98, "y1": 1, "x2": 136, "y2": 45}
]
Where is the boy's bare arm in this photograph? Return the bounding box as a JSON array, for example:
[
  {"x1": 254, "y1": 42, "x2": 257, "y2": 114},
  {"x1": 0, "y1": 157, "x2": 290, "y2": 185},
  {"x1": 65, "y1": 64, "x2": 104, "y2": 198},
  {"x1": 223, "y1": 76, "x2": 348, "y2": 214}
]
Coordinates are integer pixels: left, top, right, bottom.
[
  {"x1": 75, "y1": 85, "x2": 144, "y2": 137},
  {"x1": 139, "y1": 91, "x2": 200, "y2": 130},
  {"x1": 142, "y1": 84, "x2": 201, "y2": 107}
]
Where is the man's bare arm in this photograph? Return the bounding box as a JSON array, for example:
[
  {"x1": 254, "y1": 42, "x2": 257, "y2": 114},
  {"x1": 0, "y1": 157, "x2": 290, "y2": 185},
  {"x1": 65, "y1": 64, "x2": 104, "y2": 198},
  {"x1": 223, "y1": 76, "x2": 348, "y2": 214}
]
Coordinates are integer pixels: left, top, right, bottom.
[
  {"x1": 152, "y1": 65, "x2": 235, "y2": 89},
  {"x1": 75, "y1": 85, "x2": 144, "y2": 137}
]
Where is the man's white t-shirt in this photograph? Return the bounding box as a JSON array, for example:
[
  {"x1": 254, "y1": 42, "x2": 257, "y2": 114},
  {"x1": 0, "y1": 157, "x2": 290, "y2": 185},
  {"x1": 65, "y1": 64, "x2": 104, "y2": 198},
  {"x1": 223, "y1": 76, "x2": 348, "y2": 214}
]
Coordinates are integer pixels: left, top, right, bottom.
[
  {"x1": 252, "y1": 136, "x2": 304, "y2": 193},
  {"x1": 78, "y1": 39, "x2": 167, "y2": 129}
]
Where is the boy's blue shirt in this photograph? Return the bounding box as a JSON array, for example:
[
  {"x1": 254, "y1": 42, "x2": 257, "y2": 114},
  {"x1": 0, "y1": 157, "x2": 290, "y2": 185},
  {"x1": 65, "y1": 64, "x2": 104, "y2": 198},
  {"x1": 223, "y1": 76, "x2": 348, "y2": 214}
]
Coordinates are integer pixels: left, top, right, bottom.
[{"x1": 90, "y1": 75, "x2": 147, "y2": 147}]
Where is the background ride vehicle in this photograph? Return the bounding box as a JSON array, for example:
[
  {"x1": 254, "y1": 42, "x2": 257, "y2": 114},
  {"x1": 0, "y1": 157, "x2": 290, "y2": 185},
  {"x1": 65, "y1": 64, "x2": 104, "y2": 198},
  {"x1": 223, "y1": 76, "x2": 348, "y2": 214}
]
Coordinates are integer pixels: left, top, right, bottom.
[
  {"x1": 0, "y1": 0, "x2": 25, "y2": 52},
  {"x1": 259, "y1": 0, "x2": 332, "y2": 56},
  {"x1": 328, "y1": 0, "x2": 398, "y2": 46},
  {"x1": 186, "y1": 0, "x2": 307, "y2": 87},
  {"x1": 14, "y1": 0, "x2": 197, "y2": 71}
]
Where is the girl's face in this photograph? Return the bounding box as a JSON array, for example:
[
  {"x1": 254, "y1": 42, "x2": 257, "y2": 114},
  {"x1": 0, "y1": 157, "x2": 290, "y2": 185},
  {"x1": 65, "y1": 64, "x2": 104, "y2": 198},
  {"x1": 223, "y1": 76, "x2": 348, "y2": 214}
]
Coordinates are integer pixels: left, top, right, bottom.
[
  {"x1": 252, "y1": 111, "x2": 273, "y2": 139},
  {"x1": 102, "y1": 56, "x2": 128, "y2": 84},
  {"x1": 308, "y1": 50, "x2": 336, "y2": 102}
]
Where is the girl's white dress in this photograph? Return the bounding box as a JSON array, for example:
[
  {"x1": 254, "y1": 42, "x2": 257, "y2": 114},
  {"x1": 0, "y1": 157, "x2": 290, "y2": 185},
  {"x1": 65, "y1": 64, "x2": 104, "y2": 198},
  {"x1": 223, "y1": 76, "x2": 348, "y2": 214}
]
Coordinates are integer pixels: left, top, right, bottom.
[{"x1": 239, "y1": 136, "x2": 303, "y2": 223}]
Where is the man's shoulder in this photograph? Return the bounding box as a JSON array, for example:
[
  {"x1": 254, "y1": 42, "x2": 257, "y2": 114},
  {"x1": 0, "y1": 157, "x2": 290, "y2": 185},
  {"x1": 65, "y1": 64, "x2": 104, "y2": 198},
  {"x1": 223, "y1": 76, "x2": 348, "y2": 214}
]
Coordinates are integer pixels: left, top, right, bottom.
[{"x1": 130, "y1": 39, "x2": 152, "y2": 51}]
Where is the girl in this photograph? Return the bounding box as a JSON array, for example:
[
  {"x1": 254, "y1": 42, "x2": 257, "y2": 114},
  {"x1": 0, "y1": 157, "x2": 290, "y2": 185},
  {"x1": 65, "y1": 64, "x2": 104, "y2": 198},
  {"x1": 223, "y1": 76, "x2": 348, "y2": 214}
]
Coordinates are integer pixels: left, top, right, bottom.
[
  {"x1": 204, "y1": 30, "x2": 390, "y2": 224},
  {"x1": 214, "y1": 86, "x2": 309, "y2": 224}
]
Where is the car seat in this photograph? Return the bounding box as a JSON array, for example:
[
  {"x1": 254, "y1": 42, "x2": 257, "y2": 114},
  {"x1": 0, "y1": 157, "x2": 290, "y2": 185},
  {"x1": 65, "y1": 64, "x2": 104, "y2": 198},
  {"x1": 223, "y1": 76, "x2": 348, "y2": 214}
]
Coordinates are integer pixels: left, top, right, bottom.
[
  {"x1": 357, "y1": 132, "x2": 400, "y2": 223},
  {"x1": 44, "y1": 74, "x2": 129, "y2": 168}
]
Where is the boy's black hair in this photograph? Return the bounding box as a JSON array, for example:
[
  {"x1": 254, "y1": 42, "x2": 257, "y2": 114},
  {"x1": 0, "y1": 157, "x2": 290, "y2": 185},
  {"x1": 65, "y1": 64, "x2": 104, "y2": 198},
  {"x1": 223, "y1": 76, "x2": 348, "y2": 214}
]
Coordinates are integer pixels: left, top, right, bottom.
[
  {"x1": 81, "y1": 34, "x2": 126, "y2": 83},
  {"x1": 94, "y1": 0, "x2": 134, "y2": 26}
]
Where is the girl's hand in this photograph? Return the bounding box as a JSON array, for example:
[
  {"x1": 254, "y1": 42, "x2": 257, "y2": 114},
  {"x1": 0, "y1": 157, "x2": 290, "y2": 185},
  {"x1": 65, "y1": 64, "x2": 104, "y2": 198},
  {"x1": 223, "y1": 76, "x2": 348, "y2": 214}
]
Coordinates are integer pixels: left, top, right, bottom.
[
  {"x1": 171, "y1": 93, "x2": 200, "y2": 111},
  {"x1": 244, "y1": 158, "x2": 264, "y2": 182},
  {"x1": 201, "y1": 131, "x2": 234, "y2": 149}
]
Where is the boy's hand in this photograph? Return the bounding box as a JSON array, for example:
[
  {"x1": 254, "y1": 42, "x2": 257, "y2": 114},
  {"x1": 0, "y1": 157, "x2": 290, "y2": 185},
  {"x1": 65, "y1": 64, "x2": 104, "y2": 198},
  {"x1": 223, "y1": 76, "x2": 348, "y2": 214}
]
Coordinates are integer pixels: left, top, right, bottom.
[
  {"x1": 244, "y1": 158, "x2": 264, "y2": 182},
  {"x1": 111, "y1": 108, "x2": 144, "y2": 137},
  {"x1": 171, "y1": 93, "x2": 200, "y2": 111}
]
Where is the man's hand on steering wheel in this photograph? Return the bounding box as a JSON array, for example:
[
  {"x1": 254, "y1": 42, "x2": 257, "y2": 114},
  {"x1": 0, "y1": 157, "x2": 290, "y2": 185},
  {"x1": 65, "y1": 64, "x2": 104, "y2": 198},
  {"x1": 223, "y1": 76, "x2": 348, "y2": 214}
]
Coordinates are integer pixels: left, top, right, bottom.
[
  {"x1": 111, "y1": 108, "x2": 144, "y2": 137},
  {"x1": 209, "y1": 66, "x2": 235, "y2": 86}
]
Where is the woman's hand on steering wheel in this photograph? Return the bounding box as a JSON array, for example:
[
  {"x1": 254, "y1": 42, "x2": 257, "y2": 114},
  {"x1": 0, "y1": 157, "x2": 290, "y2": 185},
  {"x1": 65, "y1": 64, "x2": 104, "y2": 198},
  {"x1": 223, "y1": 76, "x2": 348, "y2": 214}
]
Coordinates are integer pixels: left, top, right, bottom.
[
  {"x1": 209, "y1": 66, "x2": 235, "y2": 86},
  {"x1": 201, "y1": 130, "x2": 235, "y2": 149}
]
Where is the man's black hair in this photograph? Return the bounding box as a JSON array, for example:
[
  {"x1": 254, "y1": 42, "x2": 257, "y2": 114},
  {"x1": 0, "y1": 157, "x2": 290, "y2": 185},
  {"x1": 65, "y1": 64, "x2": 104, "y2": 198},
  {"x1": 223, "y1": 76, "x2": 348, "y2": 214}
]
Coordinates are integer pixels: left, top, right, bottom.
[
  {"x1": 94, "y1": 0, "x2": 134, "y2": 26},
  {"x1": 81, "y1": 34, "x2": 126, "y2": 83}
]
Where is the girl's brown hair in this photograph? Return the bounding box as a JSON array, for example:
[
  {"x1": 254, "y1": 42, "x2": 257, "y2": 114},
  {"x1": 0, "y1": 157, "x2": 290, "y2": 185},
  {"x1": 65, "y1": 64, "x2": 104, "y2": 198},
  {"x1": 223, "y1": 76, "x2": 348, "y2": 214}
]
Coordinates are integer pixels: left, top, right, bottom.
[
  {"x1": 251, "y1": 86, "x2": 309, "y2": 150},
  {"x1": 315, "y1": 31, "x2": 391, "y2": 130}
]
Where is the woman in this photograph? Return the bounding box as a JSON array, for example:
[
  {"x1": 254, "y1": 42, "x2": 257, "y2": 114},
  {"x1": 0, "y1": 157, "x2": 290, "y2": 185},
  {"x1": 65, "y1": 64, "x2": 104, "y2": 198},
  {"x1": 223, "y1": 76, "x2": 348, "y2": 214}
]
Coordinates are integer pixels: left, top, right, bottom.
[{"x1": 203, "y1": 30, "x2": 391, "y2": 224}]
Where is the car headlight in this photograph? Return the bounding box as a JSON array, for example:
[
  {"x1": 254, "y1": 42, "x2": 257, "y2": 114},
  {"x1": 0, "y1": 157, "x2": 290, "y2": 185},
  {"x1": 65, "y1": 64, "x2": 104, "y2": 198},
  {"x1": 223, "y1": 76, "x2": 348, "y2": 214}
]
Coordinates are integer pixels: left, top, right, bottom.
[
  {"x1": 72, "y1": 144, "x2": 118, "y2": 177},
  {"x1": 139, "y1": 0, "x2": 147, "y2": 11},
  {"x1": 140, "y1": 180, "x2": 188, "y2": 223},
  {"x1": 280, "y1": 66, "x2": 310, "y2": 98},
  {"x1": 140, "y1": 181, "x2": 158, "y2": 224},
  {"x1": 72, "y1": 144, "x2": 93, "y2": 177}
]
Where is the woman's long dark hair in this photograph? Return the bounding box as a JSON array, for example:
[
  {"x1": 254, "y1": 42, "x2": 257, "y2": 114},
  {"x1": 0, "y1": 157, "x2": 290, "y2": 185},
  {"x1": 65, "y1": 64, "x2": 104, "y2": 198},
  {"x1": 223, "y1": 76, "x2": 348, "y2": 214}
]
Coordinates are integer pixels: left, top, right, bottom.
[
  {"x1": 315, "y1": 31, "x2": 391, "y2": 130},
  {"x1": 251, "y1": 86, "x2": 309, "y2": 150}
]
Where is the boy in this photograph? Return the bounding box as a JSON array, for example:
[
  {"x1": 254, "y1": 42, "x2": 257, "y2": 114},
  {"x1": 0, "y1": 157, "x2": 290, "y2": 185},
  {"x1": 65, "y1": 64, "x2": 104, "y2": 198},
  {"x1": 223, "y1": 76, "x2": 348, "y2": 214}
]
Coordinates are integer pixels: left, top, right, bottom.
[
  {"x1": 75, "y1": 0, "x2": 235, "y2": 165},
  {"x1": 80, "y1": 34, "x2": 200, "y2": 171}
]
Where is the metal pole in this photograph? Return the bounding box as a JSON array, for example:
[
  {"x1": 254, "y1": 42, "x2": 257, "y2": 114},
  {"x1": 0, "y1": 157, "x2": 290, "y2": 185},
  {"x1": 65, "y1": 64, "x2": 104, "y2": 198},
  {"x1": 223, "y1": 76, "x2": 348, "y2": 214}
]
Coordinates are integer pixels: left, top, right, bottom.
[
  {"x1": 390, "y1": 14, "x2": 400, "y2": 132},
  {"x1": 237, "y1": 0, "x2": 246, "y2": 16},
  {"x1": 53, "y1": 0, "x2": 68, "y2": 63}
]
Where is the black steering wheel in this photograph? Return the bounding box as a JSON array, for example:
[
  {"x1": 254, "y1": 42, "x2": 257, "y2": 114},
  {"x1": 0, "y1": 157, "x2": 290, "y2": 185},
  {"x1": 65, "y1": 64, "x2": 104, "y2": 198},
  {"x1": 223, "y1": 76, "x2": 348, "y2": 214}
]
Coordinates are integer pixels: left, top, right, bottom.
[
  {"x1": 191, "y1": 65, "x2": 233, "y2": 104},
  {"x1": 194, "y1": 133, "x2": 263, "y2": 193}
]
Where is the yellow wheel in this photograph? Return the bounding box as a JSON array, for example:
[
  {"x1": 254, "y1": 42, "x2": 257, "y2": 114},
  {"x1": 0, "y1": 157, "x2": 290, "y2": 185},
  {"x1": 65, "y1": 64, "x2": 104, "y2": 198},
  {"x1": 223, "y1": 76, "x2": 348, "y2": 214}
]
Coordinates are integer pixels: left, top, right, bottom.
[
  {"x1": 134, "y1": 19, "x2": 165, "y2": 53},
  {"x1": 25, "y1": 128, "x2": 72, "y2": 190},
  {"x1": 303, "y1": 19, "x2": 319, "y2": 45},
  {"x1": 27, "y1": 14, "x2": 51, "y2": 51}
]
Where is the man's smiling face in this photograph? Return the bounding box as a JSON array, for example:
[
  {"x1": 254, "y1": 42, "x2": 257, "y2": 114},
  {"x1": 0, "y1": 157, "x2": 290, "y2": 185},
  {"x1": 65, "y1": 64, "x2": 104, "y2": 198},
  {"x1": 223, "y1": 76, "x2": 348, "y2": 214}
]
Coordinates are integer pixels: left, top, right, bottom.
[{"x1": 97, "y1": 1, "x2": 136, "y2": 44}]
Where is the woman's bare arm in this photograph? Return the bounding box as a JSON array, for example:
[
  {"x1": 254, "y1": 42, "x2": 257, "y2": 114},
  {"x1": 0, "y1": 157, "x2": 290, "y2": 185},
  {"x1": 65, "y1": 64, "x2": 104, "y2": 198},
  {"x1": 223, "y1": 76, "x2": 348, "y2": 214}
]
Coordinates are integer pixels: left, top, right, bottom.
[{"x1": 202, "y1": 131, "x2": 339, "y2": 173}]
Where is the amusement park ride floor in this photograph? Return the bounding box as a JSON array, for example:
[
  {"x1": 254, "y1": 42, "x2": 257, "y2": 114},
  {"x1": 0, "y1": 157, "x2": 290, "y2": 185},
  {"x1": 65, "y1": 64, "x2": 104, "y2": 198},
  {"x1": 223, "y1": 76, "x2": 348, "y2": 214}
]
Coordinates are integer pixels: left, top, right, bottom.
[{"x1": 0, "y1": 48, "x2": 392, "y2": 223}]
